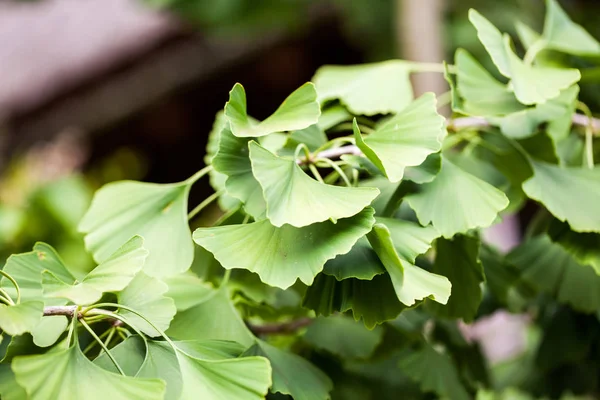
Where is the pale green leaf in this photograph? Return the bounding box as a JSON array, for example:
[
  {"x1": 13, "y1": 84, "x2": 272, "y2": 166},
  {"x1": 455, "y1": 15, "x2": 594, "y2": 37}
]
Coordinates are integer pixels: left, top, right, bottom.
[
  {"x1": 322, "y1": 236, "x2": 385, "y2": 280},
  {"x1": 283, "y1": 124, "x2": 328, "y2": 152},
  {"x1": 249, "y1": 142, "x2": 379, "y2": 227},
  {"x1": 304, "y1": 315, "x2": 384, "y2": 359},
  {"x1": 163, "y1": 272, "x2": 214, "y2": 311},
  {"x1": 317, "y1": 105, "x2": 351, "y2": 130},
  {"x1": 117, "y1": 272, "x2": 176, "y2": 337},
  {"x1": 0, "y1": 364, "x2": 27, "y2": 400},
  {"x1": 542, "y1": 0, "x2": 600, "y2": 56},
  {"x1": 0, "y1": 301, "x2": 43, "y2": 336},
  {"x1": 212, "y1": 126, "x2": 266, "y2": 218},
  {"x1": 428, "y1": 235, "x2": 485, "y2": 322},
  {"x1": 313, "y1": 60, "x2": 414, "y2": 115},
  {"x1": 93, "y1": 336, "x2": 146, "y2": 376},
  {"x1": 193, "y1": 208, "x2": 375, "y2": 289},
  {"x1": 225, "y1": 82, "x2": 320, "y2": 138},
  {"x1": 468, "y1": 9, "x2": 511, "y2": 77},
  {"x1": 12, "y1": 344, "x2": 166, "y2": 400},
  {"x1": 522, "y1": 162, "x2": 600, "y2": 232},
  {"x1": 353, "y1": 93, "x2": 446, "y2": 182},
  {"x1": 515, "y1": 20, "x2": 542, "y2": 50},
  {"x1": 79, "y1": 180, "x2": 193, "y2": 277},
  {"x1": 31, "y1": 316, "x2": 68, "y2": 348},
  {"x1": 378, "y1": 217, "x2": 439, "y2": 263},
  {"x1": 42, "y1": 236, "x2": 147, "y2": 305},
  {"x1": 244, "y1": 339, "x2": 333, "y2": 400},
  {"x1": 399, "y1": 345, "x2": 470, "y2": 400},
  {"x1": 404, "y1": 153, "x2": 442, "y2": 184},
  {"x1": 367, "y1": 224, "x2": 451, "y2": 307},
  {"x1": 405, "y1": 158, "x2": 509, "y2": 238}
]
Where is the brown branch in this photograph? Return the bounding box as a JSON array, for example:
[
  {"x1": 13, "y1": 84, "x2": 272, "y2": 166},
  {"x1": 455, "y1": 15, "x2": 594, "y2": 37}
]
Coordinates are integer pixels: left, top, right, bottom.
[
  {"x1": 247, "y1": 317, "x2": 313, "y2": 335},
  {"x1": 43, "y1": 305, "x2": 79, "y2": 317}
]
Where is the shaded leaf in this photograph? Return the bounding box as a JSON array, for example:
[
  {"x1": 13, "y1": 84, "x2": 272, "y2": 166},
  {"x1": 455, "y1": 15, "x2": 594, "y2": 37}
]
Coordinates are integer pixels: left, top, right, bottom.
[
  {"x1": 0, "y1": 364, "x2": 27, "y2": 400},
  {"x1": 193, "y1": 208, "x2": 375, "y2": 289},
  {"x1": 404, "y1": 153, "x2": 442, "y2": 184},
  {"x1": 323, "y1": 236, "x2": 385, "y2": 280},
  {"x1": 378, "y1": 217, "x2": 439, "y2": 263},
  {"x1": 225, "y1": 82, "x2": 320, "y2": 138},
  {"x1": 542, "y1": 0, "x2": 600, "y2": 56},
  {"x1": 163, "y1": 272, "x2": 214, "y2": 311},
  {"x1": 0, "y1": 301, "x2": 43, "y2": 336},
  {"x1": 548, "y1": 220, "x2": 600, "y2": 274},
  {"x1": 31, "y1": 316, "x2": 68, "y2": 348},
  {"x1": 283, "y1": 124, "x2": 328, "y2": 152}
]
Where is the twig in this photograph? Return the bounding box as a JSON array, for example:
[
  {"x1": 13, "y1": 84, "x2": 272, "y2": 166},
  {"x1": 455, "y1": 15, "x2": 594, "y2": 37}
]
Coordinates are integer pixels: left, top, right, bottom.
[
  {"x1": 44, "y1": 305, "x2": 80, "y2": 317},
  {"x1": 247, "y1": 317, "x2": 313, "y2": 335}
]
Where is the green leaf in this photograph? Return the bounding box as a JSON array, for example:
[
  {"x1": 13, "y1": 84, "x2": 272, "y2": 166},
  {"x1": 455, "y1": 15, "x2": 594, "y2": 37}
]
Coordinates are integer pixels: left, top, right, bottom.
[
  {"x1": 404, "y1": 153, "x2": 442, "y2": 184},
  {"x1": 0, "y1": 364, "x2": 27, "y2": 400},
  {"x1": 42, "y1": 236, "x2": 148, "y2": 305},
  {"x1": 377, "y1": 217, "x2": 439, "y2": 262},
  {"x1": 249, "y1": 142, "x2": 379, "y2": 227},
  {"x1": 468, "y1": 9, "x2": 511, "y2": 77},
  {"x1": 303, "y1": 273, "x2": 406, "y2": 329},
  {"x1": 31, "y1": 316, "x2": 68, "y2": 348},
  {"x1": 244, "y1": 339, "x2": 333, "y2": 400},
  {"x1": 548, "y1": 220, "x2": 600, "y2": 274},
  {"x1": 163, "y1": 272, "x2": 214, "y2": 311},
  {"x1": 507, "y1": 235, "x2": 600, "y2": 313},
  {"x1": 479, "y1": 245, "x2": 521, "y2": 306},
  {"x1": 0, "y1": 301, "x2": 43, "y2": 336},
  {"x1": 398, "y1": 345, "x2": 470, "y2": 400},
  {"x1": 317, "y1": 105, "x2": 351, "y2": 130},
  {"x1": 522, "y1": 162, "x2": 600, "y2": 232},
  {"x1": 352, "y1": 93, "x2": 446, "y2": 182},
  {"x1": 12, "y1": 343, "x2": 166, "y2": 400},
  {"x1": 283, "y1": 124, "x2": 328, "y2": 152},
  {"x1": 212, "y1": 126, "x2": 266, "y2": 218},
  {"x1": 405, "y1": 157, "x2": 509, "y2": 238},
  {"x1": 193, "y1": 208, "x2": 375, "y2": 289},
  {"x1": 117, "y1": 272, "x2": 176, "y2": 337},
  {"x1": 304, "y1": 315, "x2": 384, "y2": 359},
  {"x1": 79, "y1": 179, "x2": 194, "y2": 277},
  {"x1": 367, "y1": 223, "x2": 451, "y2": 307},
  {"x1": 542, "y1": 0, "x2": 600, "y2": 56},
  {"x1": 225, "y1": 82, "x2": 320, "y2": 138},
  {"x1": 428, "y1": 235, "x2": 485, "y2": 322},
  {"x1": 322, "y1": 236, "x2": 385, "y2": 280},
  {"x1": 313, "y1": 60, "x2": 414, "y2": 115},
  {"x1": 502, "y1": 35, "x2": 581, "y2": 105},
  {"x1": 167, "y1": 286, "x2": 255, "y2": 347}
]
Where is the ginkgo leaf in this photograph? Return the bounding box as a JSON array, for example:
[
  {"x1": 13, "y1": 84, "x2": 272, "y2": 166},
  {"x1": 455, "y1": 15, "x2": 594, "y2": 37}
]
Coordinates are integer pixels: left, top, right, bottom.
[
  {"x1": 352, "y1": 94, "x2": 446, "y2": 182},
  {"x1": 378, "y1": 217, "x2": 440, "y2": 263},
  {"x1": 12, "y1": 343, "x2": 166, "y2": 400},
  {"x1": 522, "y1": 162, "x2": 600, "y2": 232},
  {"x1": 404, "y1": 153, "x2": 442, "y2": 184},
  {"x1": 283, "y1": 124, "x2": 328, "y2": 153},
  {"x1": 42, "y1": 236, "x2": 148, "y2": 305},
  {"x1": 0, "y1": 364, "x2": 27, "y2": 400},
  {"x1": 468, "y1": 9, "x2": 511, "y2": 77},
  {"x1": 303, "y1": 273, "x2": 406, "y2": 329},
  {"x1": 507, "y1": 235, "x2": 600, "y2": 313},
  {"x1": 117, "y1": 272, "x2": 176, "y2": 337},
  {"x1": 31, "y1": 316, "x2": 68, "y2": 348},
  {"x1": 212, "y1": 126, "x2": 266, "y2": 218},
  {"x1": 249, "y1": 142, "x2": 379, "y2": 227},
  {"x1": 322, "y1": 236, "x2": 385, "y2": 280},
  {"x1": 542, "y1": 0, "x2": 600, "y2": 56},
  {"x1": 224, "y1": 82, "x2": 320, "y2": 138},
  {"x1": 79, "y1": 179, "x2": 194, "y2": 277},
  {"x1": 503, "y1": 35, "x2": 580, "y2": 105},
  {"x1": 428, "y1": 235, "x2": 485, "y2": 322},
  {"x1": 313, "y1": 60, "x2": 414, "y2": 115},
  {"x1": 244, "y1": 339, "x2": 333, "y2": 400},
  {"x1": 0, "y1": 301, "x2": 43, "y2": 336},
  {"x1": 405, "y1": 158, "x2": 509, "y2": 238},
  {"x1": 548, "y1": 220, "x2": 600, "y2": 274},
  {"x1": 398, "y1": 345, "x2": 470, "y2": 400},
  {"x1": 193, "y1": 208, "x2": 375, "y2": 289},
  {"x1": 367, "y1": 224, "x2": 451, "y2": 307},
  {"x1": 163, "y1": 272, "x2": 214, "y2": 311},
  {"x1": 304, "y1": 315, "x2": 384, "y2": 359}
]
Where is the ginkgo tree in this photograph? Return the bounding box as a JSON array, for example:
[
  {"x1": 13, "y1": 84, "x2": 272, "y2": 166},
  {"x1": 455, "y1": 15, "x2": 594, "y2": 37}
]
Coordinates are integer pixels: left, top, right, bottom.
[{"x1": 2, "y1": 0, "x2": 600, "y2": 399}]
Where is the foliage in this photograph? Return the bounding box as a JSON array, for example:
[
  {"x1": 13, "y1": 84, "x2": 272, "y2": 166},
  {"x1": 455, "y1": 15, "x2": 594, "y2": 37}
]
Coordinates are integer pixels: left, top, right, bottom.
[{"x1": 2, "y1": 1, "x2": 600, "y2": 399}]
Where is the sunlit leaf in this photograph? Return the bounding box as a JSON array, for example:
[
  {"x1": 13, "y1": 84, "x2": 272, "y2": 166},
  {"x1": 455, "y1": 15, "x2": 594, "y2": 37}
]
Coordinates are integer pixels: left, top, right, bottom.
[
  {"x1": 42, "y1": 236, "x2": 147, "y2": 305},
  {"x1": 428, "y1": 235, "x2": 484, "y2": 322},
  {"x1": 405, "y1": 157, "x2": 509, "y2": 238},
  {"x1": 225, "y1": 82, "x2": 320, "y2": 137},
  {"x1": 117, "y1": 272, "x2": 176, "y2": 337},
  {"x1": 399, "y1": 345, "x2": 470, "y2": 400},
  {"x1": 304, "y1": 315, "x2": 384, "y2": 359},
  {"x1": 79, "y1": 179, "x2": 193, "y2": 277},
  {"x1": 0, "y1": 301, "x2": 43, "y2": 336},
  {"x1": 313, "y1": 60, "x2": 414, "y2": 115},
  {"x1": 378, "y1": 217, "x2": 439, "y2": 262},
  {"x1": 353, "y1": 93, "x2": 446, "y2": 182},
  {"x1": 193, "y1": 208, "x2": 375, "y2": 289},
  {"x1": 404, "y1": 153, "x2": 442, "y2": 184},
  {"x1": 163, "y1": 272, "x2": 214, "y2": 311},
  {"x1": 244, "y1": 339, "x2": 333, "y2": 400},
  {"x1": 542, "y1": 0, "x2": 600, "y2": 56},
  {"x1": 522, "y1": 162, "x2": 600, "y2": 232},
  {"x1": 12, "y1": 343, "x2": 166, "y2": 400},
  {"x1": 31, "y1": 316, "x2": 68, "y2": 348},
  {"x1": 468, "y1": 9, "x2": 511, "y2": 77},
  {"x1": 249, "y1": 142, "x2": 379, "y2": 227},
  {"x1": 368, "y1": 224, "x2": 451, "y2": 307}
]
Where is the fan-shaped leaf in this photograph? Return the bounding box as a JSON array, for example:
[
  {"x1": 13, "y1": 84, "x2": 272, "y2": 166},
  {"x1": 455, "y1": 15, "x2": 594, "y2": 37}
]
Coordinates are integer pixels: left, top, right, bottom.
[
  {"x1": 249, "y1": 142, "x2": 379, "y2": 227},
  {"x1": 0, "y1": 364, "x2": 27, "y2": 400},
  {"x1": 522, "y1": 162, "x2": 600, "y2": 232},
  {"x1": 468, "y1": 9, "x2": 511, "y2": 77},
  {"x1": 367, "y1": 224, "x2": 451, "y2": 307},
  {"x1": 405, "y1": 158, "x2": 509, "y2": 238},
  {"x1": 548, "y1": 220, "x2": 600, "y2": 274},
  {"x1": 244, "y1": 339, "x2": 333, "y2": 400},
  {"x1": 353, "y1": 93, "x2": 446, "y2": 182},
  {"x1": 193, "y1": 208, "x2": 375, "y2": 289},
  {"x1": 225, "y1": 82, "x2": 320, "y2": 138},
  {"x1": 542, "y1": 0, "x2": 600, "y2": 56},
  {"x1": 117, "y1": 272, "x2": 176, "y2": 337},
  {"x1": 322, "y1": 236, "x2": 384, "y2": 280},
  {"x1": 79, "y1": 180, "x2": 193, "y2": 277},
  {"x1": 0, "y1": 301, "x2": 43, "y2": 336},
  {"x1": 404, "y1": 153, "x2": 442, "y2": 184},
  {"x1": 313, "y1": 60, "x2": 414, "y2": 115},
  {"x1": 163, "y1": 272, "x2": 214, "y2": 311},
  {"x1": 31, "y1": 316, "x2": 68, "y2": 348},
  {"x1": 378, "y1": 217, "x2": 439, "y2": 262}
]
